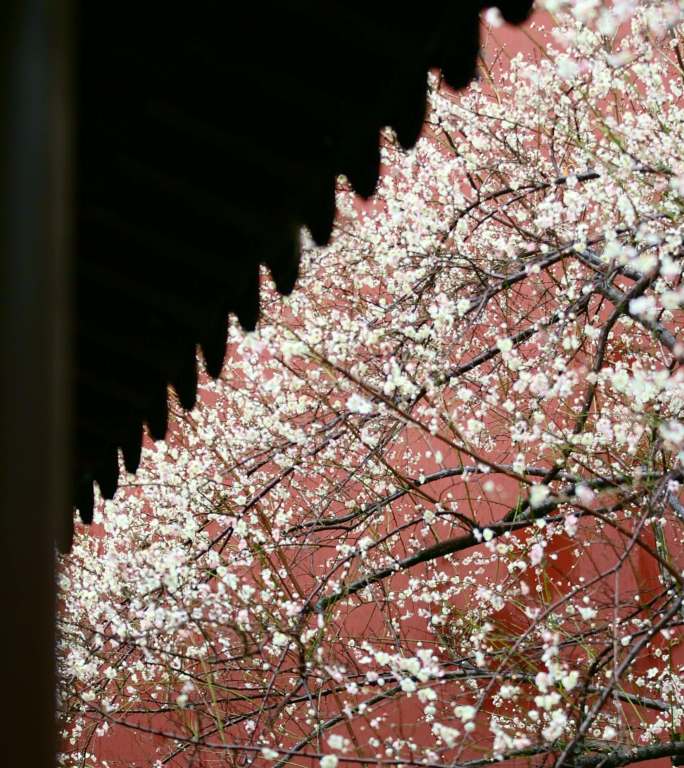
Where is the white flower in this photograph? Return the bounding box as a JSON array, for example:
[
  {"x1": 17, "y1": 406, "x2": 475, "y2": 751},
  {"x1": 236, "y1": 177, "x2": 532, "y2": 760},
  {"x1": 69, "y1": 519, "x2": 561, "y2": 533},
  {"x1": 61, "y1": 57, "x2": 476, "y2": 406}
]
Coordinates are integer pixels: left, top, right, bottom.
[
  {"x1": 499, "y1": 684, "x2": 521, "y2": 700},
  {"x1": 321, "y1": 756, "x2": 338, "y2": 768},
  {"x1": 660, "y1": 420, "x2": 684, "y2": 447},
  {"x1": 671, "y1": 174, "x2": 684, "y2": 197},
  {"x1": 530, "y1": 372, "x2": 550, "y2": 397},
  {"x1": 564, "y1": 514, "x2": 579, "y2": 537},
  {"x1": 562, "y1": 670, "x2": 579, "y2": 691},
  {"x1": 629, "y1": 295, "x2": 656, "y2": 320},
  {"x1": 557, "y1": 56, "x2": 580, "y2": 80},
  {"x1": 434, "y1": 723, "x2": 460, "y2": 748},
  {"x1": 467, "y1": 418, "x2": 484, "y2": 434},
  {"x1": 401, "y1": 678, "x2": 417, "y2": 693},
  {"x1": 529, "y1": 543, "x2": 544, "y2": 566},
  {"x1": 574, "y1": 484, "x2": 594, "y2": 504},
  {"x1": 530, "y1": 485, "x2": 550, "y2": 509},
  {"x1": 611, "y1": 369, "x2": 630, "y2": 393},
  {"x1": 572, "y1": 0, "x2": 599, "y2": 21},
  {"x1": 418, "y1": 687, "x2": 437, "y2": 703},
  {"x1": 484, "y1": 7, "x2": 504, "y2": 27},
  {"x1": 535, "y1": 692, "x2": 561, "y2": 711},
  {"x1": 454, "y1": 705, "x2": 476, "y2": 723},
  {"x1": 496, "y1": 337, "x2": 514, "y2": 353},
  {"x1": 456, "y1": 298, "x2": 471, "y2": 316},
  {"x1": 346, "y1": 393, "x2": 373, "y2": 414},
  {"x1": 262, "y1": 748, "x2": 279, "y2": 760},
  {"x1": 327, "y1": 734, "x2": 345, "y2": 751},
  {"x1": 542, "y1": 709, "x2": 568, "y2": 741},
  {"x1": 535, "y1": 671, "x2": 552, "y2": 692}
]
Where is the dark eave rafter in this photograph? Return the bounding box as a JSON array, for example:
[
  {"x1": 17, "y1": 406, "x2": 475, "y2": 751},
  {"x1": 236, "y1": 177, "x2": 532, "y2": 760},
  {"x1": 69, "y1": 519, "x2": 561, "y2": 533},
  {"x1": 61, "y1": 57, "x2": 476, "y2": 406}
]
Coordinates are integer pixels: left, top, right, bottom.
[{"x1": 73, "y1": 0, "x2": 534, "y2": 522}]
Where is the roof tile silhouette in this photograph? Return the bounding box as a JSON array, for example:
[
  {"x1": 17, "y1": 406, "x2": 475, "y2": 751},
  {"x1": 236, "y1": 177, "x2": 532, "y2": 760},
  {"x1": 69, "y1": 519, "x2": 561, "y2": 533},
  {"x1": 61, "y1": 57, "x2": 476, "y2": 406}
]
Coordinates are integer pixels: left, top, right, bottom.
[{"x1": 74, "y1": 0, "x2": 534, "y2": 522}]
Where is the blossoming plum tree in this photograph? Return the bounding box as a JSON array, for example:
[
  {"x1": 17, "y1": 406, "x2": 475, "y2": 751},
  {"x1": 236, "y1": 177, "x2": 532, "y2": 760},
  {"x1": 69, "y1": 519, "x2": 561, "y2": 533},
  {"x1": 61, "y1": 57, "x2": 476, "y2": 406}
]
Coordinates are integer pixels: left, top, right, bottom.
[{"x1": 58, "y1": 2, "x2": 684, "y2": 767}]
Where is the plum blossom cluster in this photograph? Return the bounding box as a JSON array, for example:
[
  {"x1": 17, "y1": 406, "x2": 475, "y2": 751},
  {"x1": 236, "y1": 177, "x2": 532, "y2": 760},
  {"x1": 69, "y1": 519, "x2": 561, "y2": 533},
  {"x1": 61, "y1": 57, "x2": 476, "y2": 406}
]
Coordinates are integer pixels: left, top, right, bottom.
[{"x1": 59, "y1": 3, "x2": 684, "y2": 767}]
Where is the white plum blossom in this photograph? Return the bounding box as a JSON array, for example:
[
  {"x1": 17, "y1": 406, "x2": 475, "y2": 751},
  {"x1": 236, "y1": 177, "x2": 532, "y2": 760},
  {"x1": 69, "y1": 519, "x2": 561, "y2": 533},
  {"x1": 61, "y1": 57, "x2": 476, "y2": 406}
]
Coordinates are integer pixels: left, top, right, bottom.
[
  {"x1": 346, "y1": 393, "x2": 373, "y2": 414},
  {"x1": 529, "y1": 542, "x2": 545, "y2": 566},
  {"x1": 530, "y1": 485, "x2": 551, "y2": 509},
  {"x1": 454, "y1": 705, "x2": 477, "y2": 723},
  {"x1": 327, "y1": 734, "x2": 346, "y2": 751},
  {"x1": 578, "y1": 606, "x2": 597, "y2": 621},
  {"x1": 57, "y1": 5, "x2": 684, "y2": 768},
  {"x1": 542, "y1": 710, "x2": 569, "y2": 742}
]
